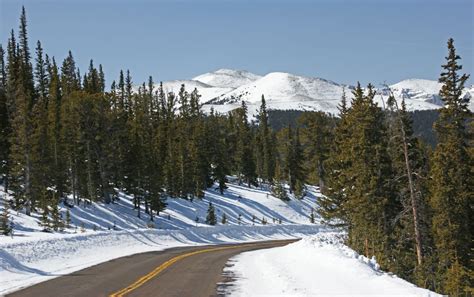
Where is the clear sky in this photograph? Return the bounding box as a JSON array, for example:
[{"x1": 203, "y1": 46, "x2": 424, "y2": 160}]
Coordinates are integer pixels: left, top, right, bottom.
[{"x1": 1, "y1": 0, "x2": 473, "y2": 87}]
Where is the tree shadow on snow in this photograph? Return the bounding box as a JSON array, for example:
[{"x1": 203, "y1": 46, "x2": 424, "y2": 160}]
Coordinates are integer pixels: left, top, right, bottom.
[{"x1": 0, "y1": 249, "x2": 49, "y2": 276}]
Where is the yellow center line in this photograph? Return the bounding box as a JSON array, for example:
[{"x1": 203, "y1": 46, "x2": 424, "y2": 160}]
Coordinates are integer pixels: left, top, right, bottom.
[{"x1": 108, "y1": 243, "x2": 261, "y2": 297}]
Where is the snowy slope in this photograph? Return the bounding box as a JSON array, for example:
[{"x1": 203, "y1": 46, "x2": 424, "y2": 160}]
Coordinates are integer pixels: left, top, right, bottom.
[
  {"x1": 201, "y1": 72, "x2": 472, "y2": 116},
  {"x1": 389, "y1": 79, "x2": 444, "y2": 105},
  {"x1": 209, "y1": 72, "x2": 348, "y2": 104},
  {"x1": 206, "y1": 72, "x2": 348, "y2": 115},
  {"x1": 223, "y1": 232, "x2": 440, "y2": 297},
  {"x1": 0, "y1": 182, "x2": 320, "y2": 235},
  {"x1": 134, "y1": 69, "x2": 260, "y2": 104},
  {"x1": 193, "y1": 68, "x2": 261, "y2": 89},
  {"x1": 161, "y1": 79, "x2": 233, "y2": 104}
]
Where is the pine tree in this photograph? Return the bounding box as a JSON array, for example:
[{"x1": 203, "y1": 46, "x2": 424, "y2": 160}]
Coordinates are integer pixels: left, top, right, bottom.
[
  {"x1": 320, "y1": 92, "x2": 352, "y2": 225},
  {"x1": 60, "y1": 51, "x2": 79, "y2": 96},
  {"x1": 292, "y1": 128, "x2": 306, "y2": 198},
  {"x1": 322, "y1": 83, "x2": 397, "y2": 269},
  {"x1": 429, "y1": 38, "x2": 472, "y2": 295},
  {"x1": 0, "y1": 45, "x2": 10, "y2": 191},
  {"x1": 1, "y1": 200, "x2": 12, "y2": 235},
  {"x1": 8, "y1": 8, "x2": 37, "y2": 215},
  {"x1": 384, "y1": 90, "x2": 434, "y2": 284},
  {"x1": 50, "y1": 194, "x2": 63, "y2": 231},
  {"x1": 298, "y1": 111, "x2": 334, "y2": 190},
  {"x1": 257, "y1": 95, "x2": 275, "y2": 182},
  {"x1": 310, "y1": 209, "x2": 315, "y2": 224},
  {"x1": 271, "y1": 159, "x2": 289, "y2": 201},
  {"x1": 235, "y1": 101, "x2": 257, "y2": 187},
  {"x1": 281, "y1": 125, "x2": 305, "y2": 195},
  {"x1": 38, "y1": 188, "x2": 50, "y2": 231},
  {"x1": 60, "y1": 89, "x2": 82, "y2": 205},
  {"x1": 206, "y1": 202, "x2": 216, "y2": 225},
  {"x1": 31, "y1": 44, "x2": 50, "y2": 214},
  {"x1": 208, "y1": 109, "x2": 229, "y2": 194},
  {"x1": 47, "y1": 58, "x2": 66, "y2": 197},
  {"x1": 65, "y1": 208, "x2": 71, "y2": 228},
  {"x1": 221, "y1": 212, "x2": 227, "y2": 224}
]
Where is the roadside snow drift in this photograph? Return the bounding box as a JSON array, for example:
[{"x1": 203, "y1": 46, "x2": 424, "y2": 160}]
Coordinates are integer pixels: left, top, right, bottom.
[{"x1": 223, "y1": 232, "x2": 440, "y2": 297}]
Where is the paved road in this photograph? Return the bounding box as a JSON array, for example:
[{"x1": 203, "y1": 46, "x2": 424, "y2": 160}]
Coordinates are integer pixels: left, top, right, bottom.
[{"x1": 8, "y1": 239, "x2": 298, "y2": 297}]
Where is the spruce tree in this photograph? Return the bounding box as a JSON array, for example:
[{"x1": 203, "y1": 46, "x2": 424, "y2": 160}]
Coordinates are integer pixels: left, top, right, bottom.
[
  {"x1": 257, "y1": 95, "x2": 275, "y2": 182},
  {"x1": 0, "y1": 45, "x2": 10, "y2": 191},
  {"x1": 47, "y1": 58, "x2": 66, "y2": 197},
  {"x1": 207, "y1": 109, "x2": 229, "y2": 194},
  {"x1": 271, "y1": 159, "x2": 289, "y2": 201},
  {"x1": 281, "y1": 125, "x2": 305, "y2": 196},
  {"x1": 384, "y1": 91, "x2": 434, "y2": 284},
  {"x1": 320, "y1": 91, "x2": 352, "y2": 225},
  {"x1": 1, "y1": 200, "x2": 11, "y2": 235},
  {"x1": 235, "y1": 101, "x2": 257, "y2": 187},
  {"x1": 429, "y1": 38, "x2": 472, "y2": 295},
  {"x1": 310, "y1": 209, "x2": 315, "y2": 224},
  {"x1": 8, "y1": 8, "x2": 37, "y2": 215},
  {"x1": 322, "y1": 83, "x2": 397, "y2": 269},
  {"x1": 60, "y1": 51, "x2": 79, "y2": 96},
  {"x1": 206, "y1": 202, "x2": 216, "y2": 225},
  {"x1": 299, "y1": 111, "x2": 334, "y2": 190},
  {"x1": 65, "y1": 208, "x2": 71, "y2": 228}
]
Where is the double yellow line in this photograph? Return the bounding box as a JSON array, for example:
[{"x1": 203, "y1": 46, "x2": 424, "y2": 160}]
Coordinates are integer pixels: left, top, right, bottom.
[{"x1": 109, "y1": 243, "x2": 256, "y2": 297}]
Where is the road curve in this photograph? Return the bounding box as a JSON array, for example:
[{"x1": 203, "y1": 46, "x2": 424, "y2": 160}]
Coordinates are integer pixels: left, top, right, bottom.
[{"x1": 7, "y1": 239, "x2": 298, "y2": 297}]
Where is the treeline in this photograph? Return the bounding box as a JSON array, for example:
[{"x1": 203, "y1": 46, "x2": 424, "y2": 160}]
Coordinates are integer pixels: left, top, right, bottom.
[
  {"x1": 269, "y1": 109, "x2": 440, "y2": 147},
  {"x1": 0, "y1": 8, "x2": 310, "y2": 225},
  {"x1": 0, "y1": 8, "x2": 472, "y2": 296},
  {"x1": 319, "y1": 40, "x2": 472, "y2": 295}
]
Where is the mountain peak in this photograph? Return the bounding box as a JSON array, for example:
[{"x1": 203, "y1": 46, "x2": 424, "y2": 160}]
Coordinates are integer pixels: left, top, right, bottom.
[{"x1": 193, "y1": 68, "x2": 261, "y2": 89}]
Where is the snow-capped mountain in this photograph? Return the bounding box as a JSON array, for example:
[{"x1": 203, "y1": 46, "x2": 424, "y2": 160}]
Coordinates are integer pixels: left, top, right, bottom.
[
  {"x1": 152, "y1": 69, "x2": 472, "y2": 116},
  {"x1": 144, "y1": 69, "x2": 259, "y2": 103},
  {"x1": 161, "y1": 79, "x2": 233, "y2": 103},
  {"x1": 205, "y1": 71, "x2": 351, "y2": 115},
  {"x1": 380, "y1": 78, "x2": 473, "y2": 112},
  {"x1": 193, "y1": 69, "x2": 261, "y2": 89}
]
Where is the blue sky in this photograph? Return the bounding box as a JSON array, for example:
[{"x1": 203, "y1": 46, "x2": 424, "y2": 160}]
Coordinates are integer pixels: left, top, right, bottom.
[{"x1": 1, "y1": 0, "x2": 473, "y2": 86}]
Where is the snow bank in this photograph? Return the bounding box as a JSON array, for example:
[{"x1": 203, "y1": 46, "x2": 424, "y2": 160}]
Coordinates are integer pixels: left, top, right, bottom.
[{"x1": 223, "y1": 232, "x2": 441, "y2": 297}]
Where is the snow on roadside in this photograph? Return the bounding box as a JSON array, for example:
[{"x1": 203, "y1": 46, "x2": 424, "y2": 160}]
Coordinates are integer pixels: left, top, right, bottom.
[
  {"x1": 223, "y1": 232, "x2": 441, "y2": 297},
  {"x1": 0, "y1": 224, "x2": 323, "y2": 295}
]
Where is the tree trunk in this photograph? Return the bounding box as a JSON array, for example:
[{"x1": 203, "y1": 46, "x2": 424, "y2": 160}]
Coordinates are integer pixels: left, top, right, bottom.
[
  {"x1": 389, "y1": 90, "x2": 423, "y2": 266},
  {"x1": 401, "y1": 130, "x2": 423, "y2": 266}
]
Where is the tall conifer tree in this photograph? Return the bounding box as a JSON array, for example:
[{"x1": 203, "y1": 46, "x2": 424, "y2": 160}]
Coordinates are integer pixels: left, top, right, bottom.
[{"x1": 429, "y1": 38, "x2": 472, "y2": 295}]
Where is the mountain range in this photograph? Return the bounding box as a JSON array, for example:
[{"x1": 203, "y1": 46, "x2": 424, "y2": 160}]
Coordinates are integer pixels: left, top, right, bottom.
[{"x1": 158, "y1": 69, "x2": 474, "y2": 116}]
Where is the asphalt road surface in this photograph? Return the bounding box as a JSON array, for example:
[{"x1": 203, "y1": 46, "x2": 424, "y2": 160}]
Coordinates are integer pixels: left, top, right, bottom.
[{"x1": 7, "y1": 239, "x2": 298, "y2": 297}]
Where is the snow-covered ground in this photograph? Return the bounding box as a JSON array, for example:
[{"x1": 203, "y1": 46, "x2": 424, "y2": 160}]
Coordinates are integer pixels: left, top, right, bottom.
[
  {"x1": 0, "y1": 181, "x2": 321, "y2": 295},
  {"x1": 0, "y1": 180, "x2": 438, "y2": 296},
  {"x1": 223, "y1": 232, "x2": 440, "y2": 297}
]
